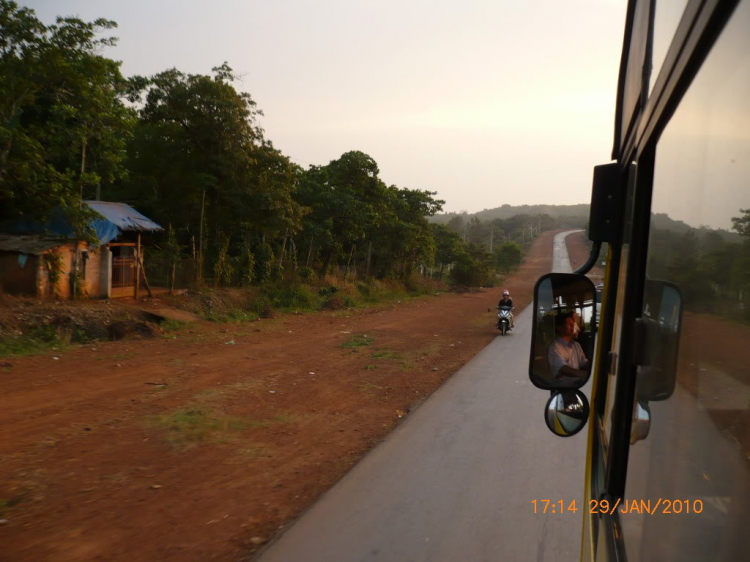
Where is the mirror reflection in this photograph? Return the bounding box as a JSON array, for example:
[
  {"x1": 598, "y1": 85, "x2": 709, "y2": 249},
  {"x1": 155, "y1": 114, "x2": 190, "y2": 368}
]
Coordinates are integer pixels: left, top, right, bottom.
[
  {"x1": 544, "y1": 390, "x2": 589, "y2": 437},
  {"x1": 636, "y1": 280, "x2": 683, "y2": 401},
  {"x1": 530, "y1": 273, "x2": 596, "y2": 389}
]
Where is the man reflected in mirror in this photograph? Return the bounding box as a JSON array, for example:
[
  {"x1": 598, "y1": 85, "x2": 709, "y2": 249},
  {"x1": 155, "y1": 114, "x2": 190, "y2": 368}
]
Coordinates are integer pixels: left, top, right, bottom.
[{"x1": 548, "y1": 311, "x2": 589, "y2": 380}]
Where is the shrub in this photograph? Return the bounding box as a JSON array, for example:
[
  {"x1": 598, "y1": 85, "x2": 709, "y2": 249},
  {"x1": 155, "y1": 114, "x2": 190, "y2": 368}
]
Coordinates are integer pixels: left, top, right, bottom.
[
  {"x1": 254, "y1": 242, "x2": 274, "y2": 284},
  {"x1": 263, "y1": 284, "x2": 317, "y2": 310},
  {"x1": 297, "y1": 267, "x2": 315, "y2": 282}
]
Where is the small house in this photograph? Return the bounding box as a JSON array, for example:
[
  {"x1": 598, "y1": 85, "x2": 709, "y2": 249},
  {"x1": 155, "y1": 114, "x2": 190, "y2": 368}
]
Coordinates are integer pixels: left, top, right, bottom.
[{"x1": 0, "y1": 202, "x2": 163, "y2": 299}]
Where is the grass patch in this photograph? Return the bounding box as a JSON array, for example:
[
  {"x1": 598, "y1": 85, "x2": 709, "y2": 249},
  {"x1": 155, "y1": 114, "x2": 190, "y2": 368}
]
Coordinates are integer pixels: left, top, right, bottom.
[
  {"x1": 371, "y1": 349, "x2": 403, "y2": 360},
  {"x1": 0, "y1": 325, "x2": 68, "y2": 358},
  {"x1": 364, "y1": 364, "x2": 378, "y2": 370},
  {"x1": 416, "y1": 342, "x2": 441, "y2": 357},
  {"x1": 359, "y1": 382, "x2": 383, "y2": 392},
  {"x1": 150, "y1": 407, "x2": 268, "y2": 449},
  {"x1": 340, "y1": 334, "x2": 373, "y2": 349},
  {"x1": 204, "y1": 310, "x2": 259, "y2": 323},
  {"x1": 161, "y1": 319, "x2": 186, "y2": 333}
]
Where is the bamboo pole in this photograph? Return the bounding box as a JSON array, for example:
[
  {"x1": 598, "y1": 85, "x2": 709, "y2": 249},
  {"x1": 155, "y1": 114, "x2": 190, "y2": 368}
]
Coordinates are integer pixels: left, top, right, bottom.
[{"x1": 135, "y1": 233, "x2": 141, "y2": 298}]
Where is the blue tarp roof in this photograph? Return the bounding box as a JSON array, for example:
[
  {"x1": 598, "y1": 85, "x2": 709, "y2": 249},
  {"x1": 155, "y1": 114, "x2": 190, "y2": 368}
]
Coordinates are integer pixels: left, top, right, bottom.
[{"x1": 0, "y1": 201, "x2": 163, "y2": 246}]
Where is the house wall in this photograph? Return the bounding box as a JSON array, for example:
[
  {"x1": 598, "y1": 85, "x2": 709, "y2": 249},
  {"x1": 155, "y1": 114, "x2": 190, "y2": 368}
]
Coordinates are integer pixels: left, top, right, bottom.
[
  {"x1": 0, "y1": 252, "x2": 40, "y2": 296},
  {"x1": 2, "y1": 242, "x2": 135, "y2": 299},
  {"x1": 37, "y1": 242, "x2": 104, "y2": 299}
]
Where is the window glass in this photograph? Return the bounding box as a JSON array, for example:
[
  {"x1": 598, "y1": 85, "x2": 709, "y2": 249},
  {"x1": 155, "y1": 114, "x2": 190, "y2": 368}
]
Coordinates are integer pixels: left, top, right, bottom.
[
  {"x1": 622, "y1": 3, "x2": 750, "y2": 559},
  {"x1": 649, "y1": 0, "x2": 690, "y2": 95}
]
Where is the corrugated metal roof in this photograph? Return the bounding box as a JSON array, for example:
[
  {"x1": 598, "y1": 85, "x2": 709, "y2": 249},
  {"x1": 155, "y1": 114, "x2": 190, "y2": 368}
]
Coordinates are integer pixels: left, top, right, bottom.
[
  {"x1": 0, "y1": 202, "x2": 163, "y2": 246},
  {"x1": 0, "y1": 235, "x2": 65, "y2": 255},
  {"x1": 85, "y1": 201, "x2": 163, "y2": 233}
]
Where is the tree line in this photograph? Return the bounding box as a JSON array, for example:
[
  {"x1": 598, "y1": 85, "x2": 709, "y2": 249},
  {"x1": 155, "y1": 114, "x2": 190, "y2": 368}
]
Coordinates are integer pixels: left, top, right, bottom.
[
  {"x1": 647, "y1": 209, "x2": 750, "y2": 322},
  {"x1": 0, "y1": 2, "x2": 543, "y2": 289}
]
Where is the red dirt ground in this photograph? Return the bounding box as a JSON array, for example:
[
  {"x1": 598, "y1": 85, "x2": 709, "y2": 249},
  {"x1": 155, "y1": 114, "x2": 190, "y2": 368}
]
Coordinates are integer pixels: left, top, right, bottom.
[{"x1": 0, "y1": 230, "x2": 565, "y2": 562}]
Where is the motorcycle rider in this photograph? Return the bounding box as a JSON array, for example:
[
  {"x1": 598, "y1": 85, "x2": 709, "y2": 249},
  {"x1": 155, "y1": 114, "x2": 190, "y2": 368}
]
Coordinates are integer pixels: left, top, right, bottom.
[{"x1": 497, "y1": 289, "x2": 515, "y2": 328}]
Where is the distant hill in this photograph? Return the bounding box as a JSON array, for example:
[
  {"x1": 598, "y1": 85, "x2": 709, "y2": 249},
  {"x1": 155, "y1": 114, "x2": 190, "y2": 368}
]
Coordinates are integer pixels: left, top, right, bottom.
[
  {"x1": 431, "y1": 204, "x2": 590, "y2": 226},
  {"x1": 651, "y1": 213, "x2": 741, "y2": 243},
  {"x1": 431, "y1": 206, "x2": 742, "y2": 243}
]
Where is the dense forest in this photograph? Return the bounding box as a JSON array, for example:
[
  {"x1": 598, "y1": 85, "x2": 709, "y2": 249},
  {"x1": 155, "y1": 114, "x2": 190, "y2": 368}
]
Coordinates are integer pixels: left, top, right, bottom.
[{"x1": 0, "y1": 2, "x2": 554, "y2": 292}]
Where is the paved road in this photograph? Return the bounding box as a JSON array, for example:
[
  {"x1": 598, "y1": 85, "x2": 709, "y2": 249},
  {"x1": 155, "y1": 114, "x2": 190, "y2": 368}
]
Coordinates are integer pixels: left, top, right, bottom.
[
  {"x1": 258, "y1": 231, "x2": 589, "y2": 562},
  {"x1": 552, "y1": 230, "x2": 584, "y2": 273}
]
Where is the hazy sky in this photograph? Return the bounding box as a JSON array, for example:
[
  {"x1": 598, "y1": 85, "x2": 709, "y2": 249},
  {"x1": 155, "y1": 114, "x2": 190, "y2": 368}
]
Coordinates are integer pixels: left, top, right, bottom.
[{"x1": 25, "y1": 0, "x2": 627, "y2": 214}]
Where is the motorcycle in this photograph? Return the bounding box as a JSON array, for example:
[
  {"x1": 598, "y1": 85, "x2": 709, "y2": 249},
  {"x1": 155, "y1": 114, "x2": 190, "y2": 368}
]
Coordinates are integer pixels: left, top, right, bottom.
[{"x1": 497, "y1": 306, "x2": 513, "y2": 335}]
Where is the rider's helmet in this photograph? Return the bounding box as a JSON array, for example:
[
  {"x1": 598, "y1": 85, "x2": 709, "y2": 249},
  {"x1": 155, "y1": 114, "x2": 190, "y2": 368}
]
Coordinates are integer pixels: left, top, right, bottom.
[{"x1": 502, "y1": 290, "x2": 510, "y2": 296}]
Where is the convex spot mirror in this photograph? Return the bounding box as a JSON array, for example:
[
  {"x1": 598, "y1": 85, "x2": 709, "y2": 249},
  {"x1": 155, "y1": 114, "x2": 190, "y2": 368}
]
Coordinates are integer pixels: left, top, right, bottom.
[
  {"x1": 545, "y1": 390, "x2": 589, "y2": 437},
  {"x1": 530, "y1": 273, "x2": 596, "y2": 390}
]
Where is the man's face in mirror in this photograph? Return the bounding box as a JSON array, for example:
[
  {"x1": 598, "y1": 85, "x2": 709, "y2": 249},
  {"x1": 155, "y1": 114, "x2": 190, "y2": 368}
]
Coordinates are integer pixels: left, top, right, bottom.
[{"x1": 555, "y1": 313, "x2": 578, "y2": 341}]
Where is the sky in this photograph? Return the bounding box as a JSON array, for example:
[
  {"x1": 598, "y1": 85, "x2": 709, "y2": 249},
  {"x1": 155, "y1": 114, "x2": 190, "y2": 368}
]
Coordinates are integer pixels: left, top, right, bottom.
[{"x1": 24, "y1": 0, "x2": 628, "y2": 214}]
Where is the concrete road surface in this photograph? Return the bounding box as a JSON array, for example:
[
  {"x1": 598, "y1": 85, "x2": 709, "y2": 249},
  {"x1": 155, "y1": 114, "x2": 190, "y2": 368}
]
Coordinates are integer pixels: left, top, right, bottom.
[{"x1": 258, "y1": 230, "x2": 589, "y2": 562}]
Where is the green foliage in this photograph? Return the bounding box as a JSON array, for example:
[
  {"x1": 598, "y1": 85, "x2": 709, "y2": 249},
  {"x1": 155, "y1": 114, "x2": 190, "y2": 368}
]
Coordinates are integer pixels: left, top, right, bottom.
[
  {"x1": 254, "y1": 242, "x2": 274, "y2": 284},
  {"x1": 318, "y1": 285, "x2": 340, "y2": 297},
  {"x1": 262, "y1": 283, "x2": 317, "y2": 310},
  {"x1": 647, "y1": 222, "x2": 750, "y2": 321},
  {"x1": 450, "y1": 244, "x2": 495, "y2": 287},
  {"x1": 297, "y1": 266, "x2": 314, "y2": 281},
  {"x1": 732, "y1": 209, "x2": 750, "y2": 237},
  {"x1": 494, "y1": 242, "x2": 523, "y2": 273},
  {"x1": 204, "y1": 310, "x2": 258, "y2": 323},
  {"x1": 0, "y1": 1, "x2": 135, "y2": 231},
  {"x1": 43, "y1": 250, "x2": 64, "y2": 296},
  {"x1": 212, "y1": 235, "x2": 234, "y2": 286},
  {"x1": 0, "y1": 324, "x2": 66, "y2": 357},
  {"x1": 239, "y1": 248, "x2": 255, "y2": 286}
]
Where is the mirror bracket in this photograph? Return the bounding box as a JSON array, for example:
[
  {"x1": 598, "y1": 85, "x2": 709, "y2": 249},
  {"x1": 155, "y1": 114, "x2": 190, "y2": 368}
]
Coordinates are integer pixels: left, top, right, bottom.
[{"x1": 589, "y1": 163, "x2": 626, "y2": 244}]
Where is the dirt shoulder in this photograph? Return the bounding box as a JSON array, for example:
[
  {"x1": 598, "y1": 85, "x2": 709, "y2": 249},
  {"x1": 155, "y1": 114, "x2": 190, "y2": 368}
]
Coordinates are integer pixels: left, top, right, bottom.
[{"x1": 0, "y1": 230, "x2": 557, "y2": 562}]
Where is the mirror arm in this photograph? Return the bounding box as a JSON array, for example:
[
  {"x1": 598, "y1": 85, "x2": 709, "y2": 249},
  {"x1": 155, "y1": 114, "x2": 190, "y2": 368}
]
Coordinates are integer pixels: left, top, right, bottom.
[{"x1": 573, "y1": 241, "x2": 602, "y2": 275}]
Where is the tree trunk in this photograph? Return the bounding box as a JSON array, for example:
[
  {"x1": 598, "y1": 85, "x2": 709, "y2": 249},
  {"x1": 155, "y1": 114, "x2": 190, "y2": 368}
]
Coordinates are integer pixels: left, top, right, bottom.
[
  {"x1": 319, "y1": 249, "x2": 333, "y2": 278},
  {"x1": 79, "y1": 136, "x2": 87, "y2": 200},
  {"x1": 278, "y1": 231, "x2": 288, "y2": 269},
  {"x1": 306, "y1": 236, "x2": 314, "y2": 268},
  {"x1": 345, "y1": 244, "x2": 355, "y2": 278},
  {"x1": 170, "y1": 262, "x2": 176, "y2": 295},
  {"x1": 135, "y1": 234, "x2": 141, "y2": 298},
  {"x1": 290, "y1": 238, "x2": 298, "y2": 273},
  {"x1": 365, "y1": 241, "x2": 372, "y2": 278},
  {"x1": 198, "y1": 190, "x2": 206, "y2": 284}
]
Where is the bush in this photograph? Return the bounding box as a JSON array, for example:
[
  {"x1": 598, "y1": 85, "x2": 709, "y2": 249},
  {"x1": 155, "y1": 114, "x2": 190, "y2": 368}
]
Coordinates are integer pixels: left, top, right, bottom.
[
  {"x1": 263, "y1": 283, "x2": 318, "y2": 310},
  {"x1": 318, "y1": 285, "x2": 340, "y2": 297},
  {"x1": 254, "y1": 242, "x2": 274, "y2": 284},
  {"x1": 297, "y1": 267, "x2": 315, "y2": 282}
]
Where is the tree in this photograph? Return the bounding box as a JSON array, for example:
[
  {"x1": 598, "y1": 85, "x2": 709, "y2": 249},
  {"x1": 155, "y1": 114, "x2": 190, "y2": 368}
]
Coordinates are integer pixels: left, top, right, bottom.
[
  {"x1": 118, "y1": 63, "x2": 304, "y2": 282},
  {"x1": 732, "y1": 209, "x2": 750, "y2": 237},
  {"x1": 0, "y1": 1, "x2": 135, "y2": 233},
  {"x1": 494, "y1": 241, "x2": 523, "y2": 274},
  {"x1": 432, "y1": 223, "x2": 463, "y2": 279}
]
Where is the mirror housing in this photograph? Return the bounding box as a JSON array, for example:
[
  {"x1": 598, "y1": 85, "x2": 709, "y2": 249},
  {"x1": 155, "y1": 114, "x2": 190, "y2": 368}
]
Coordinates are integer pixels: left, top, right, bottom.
[
  {"x1": 635, "y1": 280, "x2": 683, "y2": 401},
  {"x1": 544, "y1": 390, "x2": 590, "y2": 437},
  {"x1": 529, "y1": 273, "x2": 597, "y2": 390}
]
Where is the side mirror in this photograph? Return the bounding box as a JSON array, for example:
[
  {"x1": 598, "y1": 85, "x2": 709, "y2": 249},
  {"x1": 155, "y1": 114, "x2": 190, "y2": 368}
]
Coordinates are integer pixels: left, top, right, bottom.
[
  {"x1": 529, "y1": 273, "x2": 596, "y2": 389},
  {"x1": 544, "y1": 390, "x2": 589, "y2": 437},
  {"x1": 635, "y1": 280, "x2": 683, "y2": 401}
]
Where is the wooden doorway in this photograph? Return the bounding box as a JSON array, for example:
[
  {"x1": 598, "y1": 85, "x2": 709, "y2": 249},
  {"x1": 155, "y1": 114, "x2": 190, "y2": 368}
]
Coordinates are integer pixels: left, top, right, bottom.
[{"x1": 111, "y1": 245, "x2": 135, "y2": 298}]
